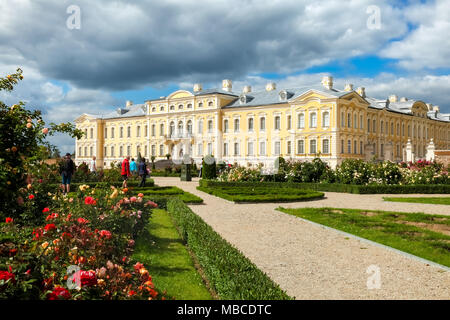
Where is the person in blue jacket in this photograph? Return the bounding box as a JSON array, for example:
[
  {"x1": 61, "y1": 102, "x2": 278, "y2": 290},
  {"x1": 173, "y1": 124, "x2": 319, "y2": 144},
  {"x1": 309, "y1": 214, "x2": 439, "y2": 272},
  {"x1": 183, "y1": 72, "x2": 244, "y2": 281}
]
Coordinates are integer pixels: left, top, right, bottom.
[
  {"x1": 130, "y1": 158, "x2": 138, "y2": 176},
  {"x1": 138, "y1": 158, "x2": 149, "y2": 187}
]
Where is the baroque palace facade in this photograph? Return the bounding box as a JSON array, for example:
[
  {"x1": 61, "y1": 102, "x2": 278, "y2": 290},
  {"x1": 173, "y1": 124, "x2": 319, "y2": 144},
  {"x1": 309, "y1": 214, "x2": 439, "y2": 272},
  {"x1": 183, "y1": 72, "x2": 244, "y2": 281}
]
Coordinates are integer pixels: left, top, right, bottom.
[{"x1": 74, "y1": 76, "x2": 450, "y2": 169}]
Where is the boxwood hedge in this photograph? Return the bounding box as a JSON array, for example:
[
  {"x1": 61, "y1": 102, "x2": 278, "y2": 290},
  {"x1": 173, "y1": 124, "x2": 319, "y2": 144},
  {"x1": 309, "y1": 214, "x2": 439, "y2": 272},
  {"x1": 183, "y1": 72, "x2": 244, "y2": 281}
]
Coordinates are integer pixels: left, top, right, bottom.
[{"x1": 166, "y1": 198, "x2": 292, "y2": 300}]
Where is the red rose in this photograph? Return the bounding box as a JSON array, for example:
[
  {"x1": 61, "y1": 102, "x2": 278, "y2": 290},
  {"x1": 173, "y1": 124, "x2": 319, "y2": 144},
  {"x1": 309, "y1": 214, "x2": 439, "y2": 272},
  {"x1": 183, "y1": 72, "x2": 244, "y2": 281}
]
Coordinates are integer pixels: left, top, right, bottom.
[
  {"x1": 47, "y1": 286, "x2": 71, "y2": 300},
  {"x1": 0, "y1": 271, "x2": 16, "y2": 284},
  {"x1": 77, "y1": 218, "x2": 89, "y2": 224},
  {"x1": 84, "y1": 196, "x2": 94, "y2": 205},
  {"x1": 80, "y1": 270, "x2": 97, "y2": 287},
  {"x1": 99, "y1": 230, "x2": 112, "y2": 239},
  {"x1": 42, "y1": 207, "x2": 50, "y2": 213},
  {"x1": 28, "y1": 194, "x2": 34, "y2": 200},
  {"x1": 5, "y1": 217, "x2": 13, "y2": 224},
  {"x1": 44, "y1": 223, "x2": 56, "y2": 232}
]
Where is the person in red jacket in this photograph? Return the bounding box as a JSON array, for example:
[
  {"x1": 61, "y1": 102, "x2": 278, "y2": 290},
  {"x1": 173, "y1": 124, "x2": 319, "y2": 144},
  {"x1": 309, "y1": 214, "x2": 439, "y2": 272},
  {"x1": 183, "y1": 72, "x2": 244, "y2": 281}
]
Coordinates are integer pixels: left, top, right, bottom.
[{"x1": 121, "y1": 156, "x2": 131, "y2": 188}]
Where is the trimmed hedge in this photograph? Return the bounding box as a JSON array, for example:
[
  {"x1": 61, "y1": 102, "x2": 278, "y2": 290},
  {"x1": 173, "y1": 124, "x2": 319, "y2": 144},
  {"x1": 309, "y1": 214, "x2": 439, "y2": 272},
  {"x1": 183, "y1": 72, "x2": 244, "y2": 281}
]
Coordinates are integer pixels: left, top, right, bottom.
[
  {"x1": 49, "y1": 179, "x2": 155, "y2": 189},
  {"x1": 166, "y1": 198, "x2": 292, "y2": 300},
  {"x1": 199, "y1": 180, "x2": 450, "y2": 194},
  {"x1": 197, "y1": 186, "x2": 324, "y2": 203},
  {"x1": 135, "y1": 186, "x2": 203, "y2": 204}
]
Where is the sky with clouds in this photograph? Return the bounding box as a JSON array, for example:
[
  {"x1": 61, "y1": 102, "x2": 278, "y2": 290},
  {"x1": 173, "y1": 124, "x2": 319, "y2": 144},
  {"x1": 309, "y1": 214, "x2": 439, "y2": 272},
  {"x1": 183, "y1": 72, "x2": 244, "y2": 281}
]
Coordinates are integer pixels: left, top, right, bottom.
[{"x1": 0, "y1": 0, "x2": 449, "y2": 153}]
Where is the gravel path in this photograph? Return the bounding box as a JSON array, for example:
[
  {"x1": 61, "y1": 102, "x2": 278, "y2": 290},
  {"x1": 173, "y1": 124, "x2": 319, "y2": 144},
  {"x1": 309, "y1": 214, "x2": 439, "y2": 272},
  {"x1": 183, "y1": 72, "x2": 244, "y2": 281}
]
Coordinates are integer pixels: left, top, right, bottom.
[{"x1": 154, "y1": 177, "x2": 450, "y2": 300}]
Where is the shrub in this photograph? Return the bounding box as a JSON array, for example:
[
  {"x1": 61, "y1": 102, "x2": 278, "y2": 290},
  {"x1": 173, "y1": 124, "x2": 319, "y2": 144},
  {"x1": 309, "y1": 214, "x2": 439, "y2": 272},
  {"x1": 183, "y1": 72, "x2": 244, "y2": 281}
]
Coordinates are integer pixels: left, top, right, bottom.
[
  {"x1": 202, "y1": 156, "x2": 217, "y2": 180},
  {"x1": 166, "y1": 198, "x2": 291, "y2": 300}
]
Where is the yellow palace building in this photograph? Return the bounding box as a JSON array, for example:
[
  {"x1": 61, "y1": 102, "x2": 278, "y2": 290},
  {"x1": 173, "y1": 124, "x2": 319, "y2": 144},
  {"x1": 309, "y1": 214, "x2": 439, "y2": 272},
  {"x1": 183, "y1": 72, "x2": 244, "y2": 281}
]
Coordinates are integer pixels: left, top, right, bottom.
[{"x1": 74, "y1": 76, "x2": 450, "y2": 169}]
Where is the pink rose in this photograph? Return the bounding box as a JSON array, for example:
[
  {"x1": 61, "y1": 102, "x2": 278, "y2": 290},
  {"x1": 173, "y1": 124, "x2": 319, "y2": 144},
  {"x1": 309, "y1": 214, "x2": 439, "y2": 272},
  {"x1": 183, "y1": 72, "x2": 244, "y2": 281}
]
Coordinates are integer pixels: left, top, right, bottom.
[{"x1": 42, "y1": 128, "x2": 49, "y2": 135}]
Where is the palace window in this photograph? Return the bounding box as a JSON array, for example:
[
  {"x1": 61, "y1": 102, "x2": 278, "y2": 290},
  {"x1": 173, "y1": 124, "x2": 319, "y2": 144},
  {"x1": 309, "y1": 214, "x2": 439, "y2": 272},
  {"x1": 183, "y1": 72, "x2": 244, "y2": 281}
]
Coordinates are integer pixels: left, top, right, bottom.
[
  {"x1": 234, "y1": 142, "x2": 239, "y2": 156},
  {"x1": 198, "y1": 120, "x2": 203, "y2": 134},
  {"x1": 90, "y1": 128, "x2": 94, "y2": 139},
  {"x1": 207, "y1": 120, "x2": 213, "y2": 133},
  {"x1": 160, "y1": 124, "x2": 164, "y2": 136},
  {"x1": 111, "y1": 128, "x2": 115, "y2": 138},
  {"x1": 159, "y1": 145, "x2": 164, "y2": 156},
  {"x1": 223, "y1": 143, "x2": 228, "y2": 156},
  {"x1": 170, "y1": 105, "x2": 175, "y2": 111},
  {"x1": 287, "y1": 115, "x2": 292, "y2": 130},
  {"x1": 120, "y1": 127, "x2": 123, "y2": 138},
  {"x1": 160, "y1": 106, "x2": 164, "y2": 111},
  {"x1": 310, "y1": 140, "x2": 317, "y2": 154},
  {"x1": 127, "y1": 146, "x2": 131, "y2": 157},
  {"x1": 322, "y1": 112, "x2": 330, "y2": 127},
  {"x1": 367, "y1": 119, "x2": 370, "y2": 132},
  {"x1": 151, "y1": 145, "x2": 156, "y2": 157},
  {"x1": 248, "y1": 118, "x2": 254, "y2": 132},
  {"x1": 360, "y1": 115, "x2": 363, "y2": 129},
  {"x1": 298, "y1": 114, "x2": 304, "y2": 129},
  {"x1": 119, "y1": 146, "x2": 123, "y2": 157},
  {"x1": 104, "y1": 128, "x2": 107, "y2": 139},
  {"x1": 347, "y1": 140, "x2": 351, "y2": 154},
  {"x1": 170, "y1": 122, "x2": 175, "y2": 136},
  {"x1": 259, "y1": 141, "x2": 266, "y2": 156},
  {"x1": 248, "y1": 141, "x2": 254, "y2": 156},
  {"x1": 178, "y1": 121, "x2": 184, "y2": 135},
  {"x1": 287, "y1": 141, "x2": 292, "y2": 154},
  {"x1": 224, "y1": 119, "x2": 229, "y2": 133},
  {"x1": 341, "y1": 140, "x2": 344, "y2": 154},
  {"x1": 187, "y1": 104, "x2": 192, "y2": 109},
  {"x1": 297, "y1": 140, "x2": 304, "y2": 154},
  {"x1": 127, "y1": 127, "x2": 131, "y2": 138},
  {"x1": 208, "y1": 101, "x2": 214, "y2": 107},
  {"x1": 84, "y1": 129, "x2": 88, "y2": 138},
  {"x1": 354, "y1": 114, "x2": 357, "y2": 129},
  {"x1": 354, "y1": 141, "x2": 357, "y2": 154},
  {"x1": 274, "y1": 116, "x2": 281, "y2": 130},
  {"x1": 187, "y1": 120, "x2": 193, "y2": 135},
  {"x1": 260, "y1": 117, "x2": 266, "y2": 131},
  {"x1": 381, "y1": 120, "x2": 384, "y2": 133},
  {"x1": 347, "y1": 113, "x2": 351, "y2": 128},
  {"x1": 197, "y1": 143, "x2": 203, "y2": 156},
  {"x1": 178, "y1": 104, "x2": 183, "y2": 110},
  {"x1": 360, "y1": 141, "x2": 363, "y2": 155},
  {"x1": 208, "y1": 143, "x2": 213, "y2": 155},
  {"x1": 151, "y1": 124, "x2": 156, "y2": 137},
  {"x1": 137, "y1": 126, "x2": 141, "y2": 137},
  {"x1": 111, "y1": 146, "x2": 115, "y2": 157},
  {"x1": 341, "y1": 112, "x2": 344, "y2": 127},
  {"x1": 373, "y1": 119, "x2": 376, "y2": 133},
  {"x1": 145, "y1": 125, "x2": 148, "y2": 137},
  {"x1": 234, "y1": 119, "x2": 240, "y2": 132},
  {"x1": 274, "y1": 141, "x2": 281, "y2": 155},
  {"x1": 322, "y1": 139, "x2": 329, "y2": 154},
  {"x1": 78, "y1": 147, "x2": 81, "y2": 156},
  {"x1": 198, "y1": 102, "x2": 203, "y2": 108},
  {"x1": 310, "y1": 112, "x2": 317, "y2": 128}
]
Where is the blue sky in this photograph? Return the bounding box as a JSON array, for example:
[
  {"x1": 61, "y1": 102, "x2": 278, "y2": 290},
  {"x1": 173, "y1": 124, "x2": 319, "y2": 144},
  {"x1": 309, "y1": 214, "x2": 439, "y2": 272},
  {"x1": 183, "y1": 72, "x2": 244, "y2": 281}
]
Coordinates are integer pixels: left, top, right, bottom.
[{"x1": 0, "y1": 0, "x2": 449, "y2": 153}]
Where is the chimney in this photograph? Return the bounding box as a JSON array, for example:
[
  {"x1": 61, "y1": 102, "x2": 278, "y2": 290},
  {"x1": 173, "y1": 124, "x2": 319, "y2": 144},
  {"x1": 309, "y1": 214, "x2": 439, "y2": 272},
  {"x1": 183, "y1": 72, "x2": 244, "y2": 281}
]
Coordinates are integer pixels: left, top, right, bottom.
[
  {"x1": 193, "y1": 83, "x2": 202, "y2": 92},
  {"x1": 222, "y1": 79, "x2": 232, "y2": 92},
  {"x1": 356, "y1": 87, "x2": 366, "y2": 98},
  {"x1": 344, "y1": 83, "x2": 353, "y2": 92},
  {"x1": 242, "y1": 85, "x2": 252, "y2": 93},
  {"x1": 126, "y1": 100, "x2": 133, "y2": 108},
  {"x1": 400, "y1": 97, "x2": 408, "y2": 102},
  {"x1": 321, "y1": 76, "x2": 333, "y2": 90},
  {"x1": 388, "y1": 95, "x2": 398, "y2": 103},
  {"x1": 265, "y1": 82, "x2": 276, "y2": 91}
]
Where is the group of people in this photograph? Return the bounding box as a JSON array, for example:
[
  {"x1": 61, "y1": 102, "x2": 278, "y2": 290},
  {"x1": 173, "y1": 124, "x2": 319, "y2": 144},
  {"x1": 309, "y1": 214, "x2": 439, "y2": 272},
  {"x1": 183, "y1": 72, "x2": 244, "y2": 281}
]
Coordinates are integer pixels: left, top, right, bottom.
[
  {"x1": 120, "y1": 156, "x2": 151, "y2": 188},
  {"x1": 59, "y1": 153, "x2": 151, "y2": 195}
]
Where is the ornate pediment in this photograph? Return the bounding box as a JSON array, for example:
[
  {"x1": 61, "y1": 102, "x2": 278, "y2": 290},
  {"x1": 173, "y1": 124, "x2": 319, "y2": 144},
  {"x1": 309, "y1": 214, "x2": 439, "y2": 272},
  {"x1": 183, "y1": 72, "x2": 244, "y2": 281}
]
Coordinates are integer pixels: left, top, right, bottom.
[{"x1": 290, "y1": 89, "x2": 337, "y2": 104}]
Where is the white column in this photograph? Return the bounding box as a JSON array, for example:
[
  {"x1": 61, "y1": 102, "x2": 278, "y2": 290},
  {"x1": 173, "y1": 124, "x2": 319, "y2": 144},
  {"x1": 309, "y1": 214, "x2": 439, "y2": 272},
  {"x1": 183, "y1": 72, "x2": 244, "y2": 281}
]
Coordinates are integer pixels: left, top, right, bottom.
[{"x1": 214, "y1": 112, "x2": 222, "y2": 161}]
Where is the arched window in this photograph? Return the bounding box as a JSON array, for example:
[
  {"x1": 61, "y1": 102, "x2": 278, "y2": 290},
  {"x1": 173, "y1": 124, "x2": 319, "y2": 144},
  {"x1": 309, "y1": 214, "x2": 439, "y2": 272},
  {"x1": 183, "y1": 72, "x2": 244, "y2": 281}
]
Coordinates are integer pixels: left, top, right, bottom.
[
  {"x1": 137, "y1": 126, "x2": 141, "y2": 137},
  {"x1": 84, "y1": 129, "x2": 88, "y2": 139},
  {"x1": 170, "y1": 105, "x2": 175, "y2": 111},
  {"x1": 207, "y1": 120, "x2": 213, "y2": 133},
  {"x1": 287, "y1": 115, "x2": 292, "y2": 130},
  {"x1": 104, "y1": 128, "x2": 108, "y2": 139},
  {"x1": 169, "y1": 122, "x2": 175, "y2": 137},
  {"x1": 198, "y1": 120, "x2": 203, "y2": 134},
  {"x1": 152, "y1": 107, "x2": 156, "y2": 112},
  {"x1": 208, "y1": 101, "x2": 214, "y2": 107},
  {"x1": 151, "y1": 124, "x2": 156, "y2": 136},
  {"x1": 248, "y1": 118, "x2": 254, "y2": 131},
  {"x1": 187, "y1": 120, "x2": 193, "y2": 135},
  {"x1": 310, "y1": 112, "x2": 317, "y2": 128},
  {"x1": 198, "y1": 102, "x2": 203, "y2": 108},
  {"x1": 178, "y1": 121, "x2": 183, "y2": 135},
  {"x1": 322, "y1": 112, "x2": 330, "y2": 127},
  {"x1": 298, "y1": 114, "x2": 304, "y2": 129},
  {"x1": 160, "y1": 106, "x2": 164, "y2": 111},
  {"x1": 322, "y1": 139, "x2": 329, "y2": 154},
  {"x1": 160, "y1": 123, "x2": 164, "y2": 136},
  {"x1": 178, "y1": 104, "x2": 183, "y2": 110},
  {"x1": 347, "y1": 113, "x2": 351, "y2": 128},
  {"x1": 309, "y1": 139, "x2": 317, "y2": 153},
  {"x1": 111, "y1": 128, "x2": 115, "y2": 138}
]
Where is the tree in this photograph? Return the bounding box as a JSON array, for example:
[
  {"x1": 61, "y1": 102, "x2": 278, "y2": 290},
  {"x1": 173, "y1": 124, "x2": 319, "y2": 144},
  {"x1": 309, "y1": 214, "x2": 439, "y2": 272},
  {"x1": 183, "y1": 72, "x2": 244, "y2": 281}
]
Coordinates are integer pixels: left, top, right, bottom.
[{"x1": 0, "y1": 68, "x2": 83, "y2": 222}]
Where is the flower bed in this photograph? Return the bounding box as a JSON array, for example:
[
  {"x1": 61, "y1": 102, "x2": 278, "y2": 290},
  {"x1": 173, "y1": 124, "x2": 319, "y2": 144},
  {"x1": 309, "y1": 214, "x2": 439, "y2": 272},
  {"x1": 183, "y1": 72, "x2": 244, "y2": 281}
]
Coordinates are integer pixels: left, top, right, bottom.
[
  {"x1": 0, "y1": 185, "x2": 165, "y2": 300},
  {"x1": 217, "y1": 158, "x2": 450, "y2": 186},
  {"x1": 133, "y1": 186, "x2": 203, "y2": 204}
]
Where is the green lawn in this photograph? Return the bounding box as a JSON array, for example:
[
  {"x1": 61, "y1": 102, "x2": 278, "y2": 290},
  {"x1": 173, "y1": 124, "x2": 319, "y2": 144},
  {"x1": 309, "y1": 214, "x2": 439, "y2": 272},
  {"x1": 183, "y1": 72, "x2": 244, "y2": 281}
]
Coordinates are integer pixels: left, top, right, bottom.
[
  {"x1": 384, "y1": 197, "x2": 450, "y2": 205},
  {"x1": 197, "y1": 185, "x2": 324, "y2": 203},
  {"x1": 277, "y1": 207, "x2": 450, "y2": 267},
  {"x1": 133, "y1": 209, "x2": 213, "y2": 300}
]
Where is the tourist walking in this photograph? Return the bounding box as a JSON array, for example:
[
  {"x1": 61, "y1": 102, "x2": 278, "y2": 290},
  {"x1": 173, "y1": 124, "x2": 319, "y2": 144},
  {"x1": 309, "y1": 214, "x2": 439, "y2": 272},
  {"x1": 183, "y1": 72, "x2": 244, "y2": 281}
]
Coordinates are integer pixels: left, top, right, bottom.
[
  {"x1": 130, "y1": 158, "x2": 137, "y2": 176},
  {"x1": 60, "y1": 153, "x2": 75, "y2": 195},
  {"x1": 89, "y1": 156, "x2": 97, "y2": 174},
  {"x1": 199, "y1": 158, "x2": 203, "y2": 178},
  {"x1": 121, "y1": 156, "x2": 131, "y2": 188},
  {"x1": 138, "y1": 158, "x2": 148, "y2": 187}
]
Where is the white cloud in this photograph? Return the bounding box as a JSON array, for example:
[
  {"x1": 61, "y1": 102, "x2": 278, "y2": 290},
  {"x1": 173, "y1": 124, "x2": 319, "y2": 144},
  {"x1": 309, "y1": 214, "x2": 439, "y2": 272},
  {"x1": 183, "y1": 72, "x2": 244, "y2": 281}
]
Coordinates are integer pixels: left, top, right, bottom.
[{"x1": 381, "y1": 0, "x2": 450, "y2": 70}]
